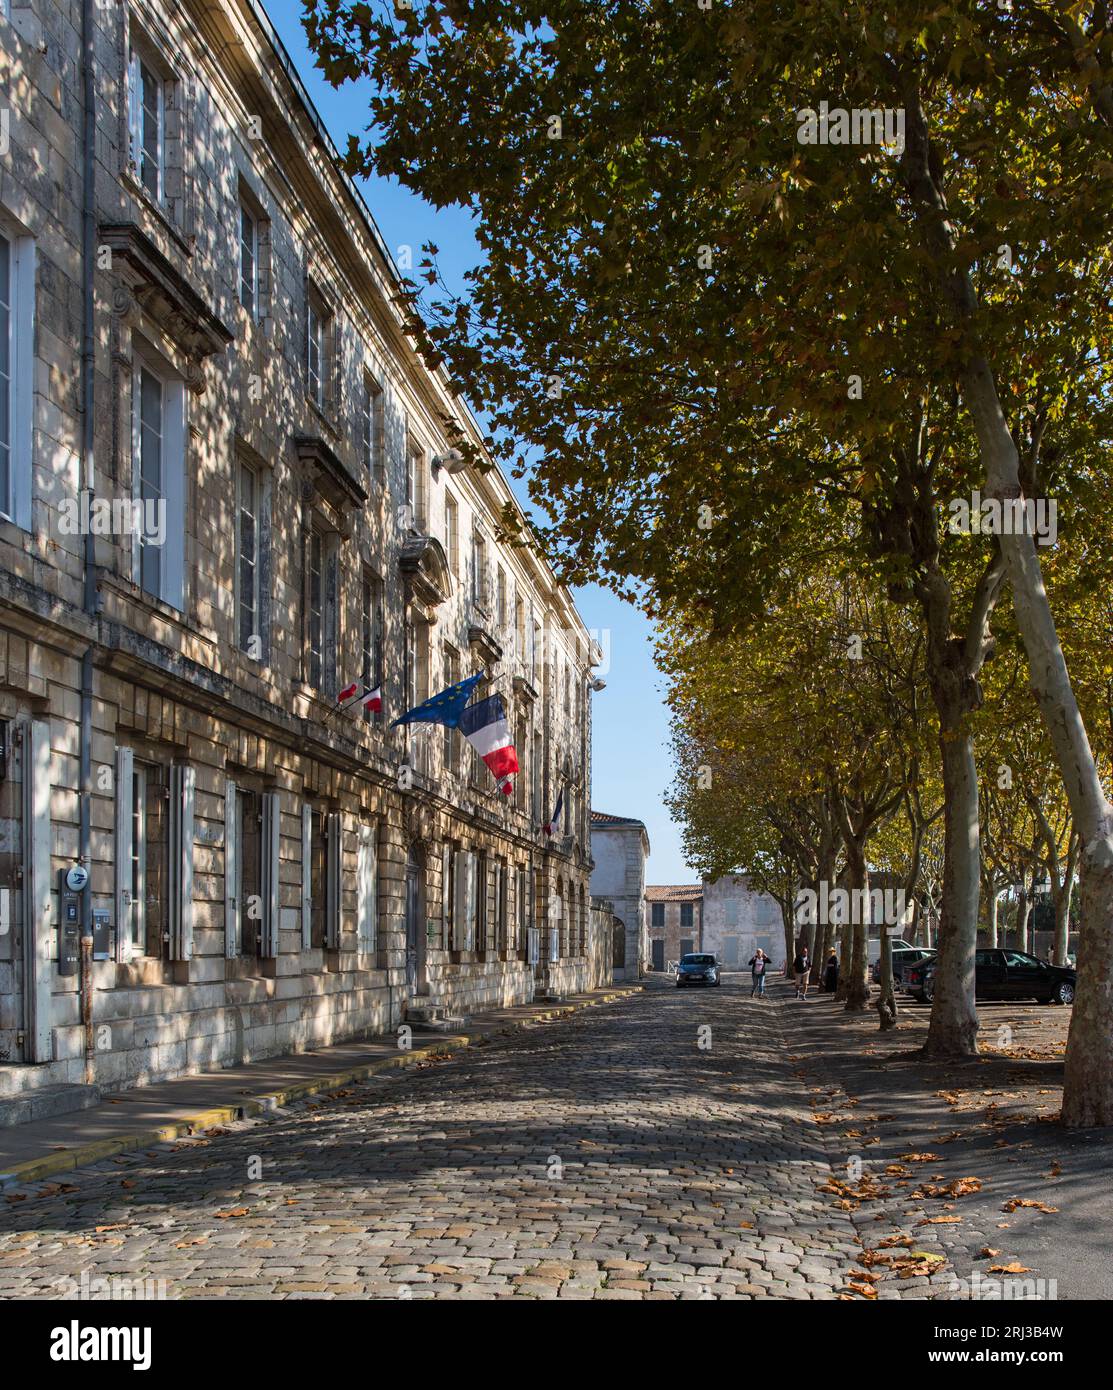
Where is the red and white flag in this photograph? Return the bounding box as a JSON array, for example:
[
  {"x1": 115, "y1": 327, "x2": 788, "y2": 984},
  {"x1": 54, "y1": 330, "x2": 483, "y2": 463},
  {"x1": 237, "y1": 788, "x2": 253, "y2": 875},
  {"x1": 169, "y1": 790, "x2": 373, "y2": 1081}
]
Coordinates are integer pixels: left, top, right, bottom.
[
  {"x1": 361, "y1": 686, "x2": 382, "y2": 713},
  {"x1": 337, "y1": 682, "x2": 359, "y2": 704},
  {"x1": 458, "y1": 694, "x2": 518, "y2": 794}
]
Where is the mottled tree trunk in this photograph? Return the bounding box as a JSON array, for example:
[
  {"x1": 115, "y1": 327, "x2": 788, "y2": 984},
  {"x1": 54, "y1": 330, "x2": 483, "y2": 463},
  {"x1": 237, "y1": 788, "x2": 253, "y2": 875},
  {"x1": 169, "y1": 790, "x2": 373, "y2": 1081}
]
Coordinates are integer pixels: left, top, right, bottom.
[
  {"x1": 876, "y1": 926, "x2": 897, "y2": 1030},
  {"x1": 985, "y1": 885, "x2": 999, "y2": 947},
  {"x1": 924, "y1": 726, "x2": 981, "y2": 1057},
  {"x1": 844, "y1": 848, "x2": 870, "y2": 1013}
]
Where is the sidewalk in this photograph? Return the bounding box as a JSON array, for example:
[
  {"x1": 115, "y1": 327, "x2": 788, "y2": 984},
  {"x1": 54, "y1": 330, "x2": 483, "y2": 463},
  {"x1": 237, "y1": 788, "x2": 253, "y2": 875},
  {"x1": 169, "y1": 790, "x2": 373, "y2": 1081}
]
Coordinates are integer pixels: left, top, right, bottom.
[
  {"x1": 776, "y1": 979, "x2": 1111, "y2": 1299},
  {"x1": 0, "y1": 983, "x2": 642, "y2": 1188}
]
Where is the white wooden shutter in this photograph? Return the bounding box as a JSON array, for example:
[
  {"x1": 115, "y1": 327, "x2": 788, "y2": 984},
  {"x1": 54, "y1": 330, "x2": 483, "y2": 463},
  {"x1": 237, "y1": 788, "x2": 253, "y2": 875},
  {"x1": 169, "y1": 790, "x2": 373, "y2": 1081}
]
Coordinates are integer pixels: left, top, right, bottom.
[
  {"x1": 301, "y1": 802, "x2": 312, "y2": 950},
  {"x1": 358, "y1": 821, "x2": 375, "y2": 954},
  {"x1": 169, "y1": 764, "x2": 195, "y2": 960},
  {"x1": 24, "y1": 720, "x2": 53, "y2": 1061},
  {"x1": 115, "y1": 745, "x2": 135, "y2": 963},
  {"x1": 261, "y1": 790, "x2": 280, "y2": 957},
  {"x1": 224, "y1": 778, "x2": 238, "y2": 957},
  {"x1": 326, "y1": 811, "x2": 341, "y2": 949}
]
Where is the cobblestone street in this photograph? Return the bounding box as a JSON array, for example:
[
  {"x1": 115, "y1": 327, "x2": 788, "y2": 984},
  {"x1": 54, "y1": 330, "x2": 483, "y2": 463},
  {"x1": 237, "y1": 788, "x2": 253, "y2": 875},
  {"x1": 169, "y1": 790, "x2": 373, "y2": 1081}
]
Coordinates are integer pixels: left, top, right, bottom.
[{"x1": 1, "y1": 979, "x2": 965, "y2": 1300}]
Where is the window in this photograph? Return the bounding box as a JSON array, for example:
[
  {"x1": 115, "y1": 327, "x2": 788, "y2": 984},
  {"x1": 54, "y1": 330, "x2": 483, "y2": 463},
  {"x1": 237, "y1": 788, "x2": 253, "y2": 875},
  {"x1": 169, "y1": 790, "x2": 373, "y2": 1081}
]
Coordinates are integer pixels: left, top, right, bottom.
[
  {"x1": 0, "y1": 226, "x2": 33, "y2": 530},
  {"x1": 680, "y1": 902, "x2": 694, "y2": 929},
  {"x1": 651, "y1": 902, "x2": 665, "y2": 929},
  {"x1": 403, "y1": 618, "x2": 430, "y2": 772},
  {"x1": 362, "y1": 375, "x2": 384, "y2": 481},
  {"x1": 532, "y1": 729, "x2": 543, "y2": 822},
  {"x1": 444, "y1": 492, "x2": 459, "y2": 574},
  {"x1": 127, "y1": 43, "x2": 164, "y2": 202},
  {"x1": 360, "y1": 572, "x2": 384, "y2": 721},
  {"x1": 306, "y1": 526, "x2": 337, "y2": 696},
  {"x1": 471, "y1": 532, "x2": 488, "y2": 609},
  {"x1": 405, "y1": 427, "x2": 426, "y2": 530},
  {"x1": 531, "y1": 617, "x2": 543, "y2": 683},
  {"x1": 239, "y1": 201, "x2": 258, "y2": 317},
  {"x1": 515, "y1": 595, "x2": 526, "y2": 667},
  {"x1": 235, "y1": 787, "x2": 263, "y2": 955},
  {"x1": 476, "y1": 852, "x2": 488, "y2": 952},
  {"x1": 496, "y1": 567, "x2": 507, "y2": 630},
  {"x1": 442, "y1": 646, "x2": 460, "y2": 773},
  {"x1": 516, "y1": 864, "x2": 529, "y2": 953},
  {"x1": 309, "y1": 809, "x2": 340, "y2": 949},
  {"x1": 494, "y1": 860, "x2": 508, "y2": 954},
  {"x1": 131, "y1": 352, "x2": 185, "y2": 609},
  {"x1": 306, "y1": 286, "x2": 331, "y2": 409},
  {"x1": 236, "y1": 459, "x2": 260, "y2": 657},
  {"x1": 130, "y1": 760, "x2": 169, "y2": 956}
]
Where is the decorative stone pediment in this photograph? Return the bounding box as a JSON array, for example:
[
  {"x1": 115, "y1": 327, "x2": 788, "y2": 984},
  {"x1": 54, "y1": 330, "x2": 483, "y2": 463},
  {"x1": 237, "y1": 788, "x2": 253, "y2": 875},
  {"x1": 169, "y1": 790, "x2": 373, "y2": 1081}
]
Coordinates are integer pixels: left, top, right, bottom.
[
  {"x1": 100, "y1": 222, "x2": 234, "y2": 371},
  {"x1": 398, "y1": 534, "x2": 452, "y2": 609},
  {"x1": 295, "y1": 434, "x2": 369, "y2": 512}
]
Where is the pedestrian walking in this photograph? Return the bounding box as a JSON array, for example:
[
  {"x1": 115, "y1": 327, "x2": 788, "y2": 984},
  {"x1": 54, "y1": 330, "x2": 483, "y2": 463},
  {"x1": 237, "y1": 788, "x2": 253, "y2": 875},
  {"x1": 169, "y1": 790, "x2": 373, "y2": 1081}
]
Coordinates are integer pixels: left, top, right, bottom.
[
  {"x1": 823, "y1": 948, "x2": 839, "y2": 994},
  {"x1": 793, "y1": 945, "x2": 811, "y2": 999},
  {"x1": 749, "y1": 948, "x2": 770, "y2": 997}
]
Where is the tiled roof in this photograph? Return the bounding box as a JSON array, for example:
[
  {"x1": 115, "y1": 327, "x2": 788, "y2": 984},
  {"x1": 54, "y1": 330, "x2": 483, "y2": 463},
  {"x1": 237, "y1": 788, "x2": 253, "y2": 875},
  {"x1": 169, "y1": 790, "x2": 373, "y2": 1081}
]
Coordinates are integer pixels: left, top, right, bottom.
[
  {"x1": 645, "y1": 884, "x2": 704, "y2": 903},
  {"x1": 590, "y1": 810, "x2": 646, "y2": 828}
]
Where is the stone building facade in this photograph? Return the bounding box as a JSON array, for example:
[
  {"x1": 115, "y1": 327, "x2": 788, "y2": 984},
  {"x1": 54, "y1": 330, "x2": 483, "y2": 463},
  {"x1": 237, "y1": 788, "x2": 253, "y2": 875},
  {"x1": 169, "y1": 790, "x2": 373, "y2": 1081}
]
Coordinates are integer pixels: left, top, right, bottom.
[
  {"x1": 0, "y1": 0, "x2": 597, "y2": 1099},
  {"x1": 588, "y1": 810, "x2": 649, "y2": 982},
  {"x1": 644, "y1": 885, "x2": 703, "y2": 971},
  {"x1": 700, "y1": 875, "x2": 782, "y2": 969}
]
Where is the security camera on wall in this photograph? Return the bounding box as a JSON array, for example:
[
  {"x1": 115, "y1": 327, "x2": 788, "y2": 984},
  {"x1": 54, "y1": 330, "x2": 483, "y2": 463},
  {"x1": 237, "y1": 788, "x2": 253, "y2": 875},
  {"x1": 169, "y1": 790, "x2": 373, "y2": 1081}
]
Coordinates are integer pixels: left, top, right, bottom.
[{"x1": 432, "y1": 448, "x2": 468, "y2": 476}]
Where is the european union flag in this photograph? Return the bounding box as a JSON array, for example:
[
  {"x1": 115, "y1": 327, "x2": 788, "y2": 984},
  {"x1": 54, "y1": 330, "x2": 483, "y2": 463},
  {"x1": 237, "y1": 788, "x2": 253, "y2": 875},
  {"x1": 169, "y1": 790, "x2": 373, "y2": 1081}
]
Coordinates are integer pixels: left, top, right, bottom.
[{"x1": 390, "y1": 673, "x2": 483, "y2": 728}]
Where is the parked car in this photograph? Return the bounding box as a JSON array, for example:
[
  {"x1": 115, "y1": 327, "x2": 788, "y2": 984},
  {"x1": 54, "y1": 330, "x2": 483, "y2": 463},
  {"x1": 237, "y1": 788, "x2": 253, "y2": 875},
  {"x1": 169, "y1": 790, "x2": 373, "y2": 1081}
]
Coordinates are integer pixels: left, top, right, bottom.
[
  {"x1": 870, "y1": 946, "x2": 936, "y2": 985},
  {"x1": 904, "y1": 949, "x2": 1076, "y2": 1005},
  {"x1": 675, "y1": 953, "x2": 721, "y2": 988}
]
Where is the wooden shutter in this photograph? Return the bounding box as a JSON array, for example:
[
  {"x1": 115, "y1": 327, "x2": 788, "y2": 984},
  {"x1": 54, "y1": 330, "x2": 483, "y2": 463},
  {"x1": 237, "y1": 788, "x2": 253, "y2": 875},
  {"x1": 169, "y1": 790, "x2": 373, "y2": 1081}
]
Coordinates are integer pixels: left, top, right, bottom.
[
  {"x1": 24, "y1": 720, "x2": 53, "y2": 1061},
  {"x1": 358, "y1": 821, "x2": 376, "y2": 953},
  {"x1": 224, "y1": 778, "x2": 238, "y2": 957},
  {"x1": 300, "y1": 802, "x2": 312, "y2": 950},
  {"x1": 326, "y1": 811, "x2": 341, "y2": 949},
  {"x1": 261, "y1": 790, "x2": 280, "y2": 957},
  {"x1": 115, "y1": 745, "x2": 135, "y2": 963},
  {"x1": 168, "y1": 765, "x2": 195, "y2": 960}
]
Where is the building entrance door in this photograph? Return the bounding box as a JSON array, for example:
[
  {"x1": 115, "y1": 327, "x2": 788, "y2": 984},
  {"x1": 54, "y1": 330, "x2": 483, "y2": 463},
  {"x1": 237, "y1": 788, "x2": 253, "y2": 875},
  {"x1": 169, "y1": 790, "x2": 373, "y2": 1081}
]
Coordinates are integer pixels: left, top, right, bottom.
[{"x1": 651, "y1": 938, "x2": 665, "y2": 972}]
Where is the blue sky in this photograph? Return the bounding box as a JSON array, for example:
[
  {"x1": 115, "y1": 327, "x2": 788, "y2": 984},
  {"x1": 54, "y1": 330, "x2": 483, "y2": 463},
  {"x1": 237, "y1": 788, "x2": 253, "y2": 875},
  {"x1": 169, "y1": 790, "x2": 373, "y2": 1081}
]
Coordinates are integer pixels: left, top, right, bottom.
[{"x1": 265, "y1": 2, "x2": 691, "y2": 883}]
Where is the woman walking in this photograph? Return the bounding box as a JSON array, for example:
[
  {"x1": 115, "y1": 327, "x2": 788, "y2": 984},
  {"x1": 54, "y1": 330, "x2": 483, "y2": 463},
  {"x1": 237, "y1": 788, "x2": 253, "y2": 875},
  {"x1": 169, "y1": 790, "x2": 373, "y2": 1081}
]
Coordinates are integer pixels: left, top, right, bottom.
[
  {"x1": 749, "y1": 948, "x2": 770, "y2": 998},
  {"x1": 823, "y1": 949, "x2": 839, "y2": 994}
]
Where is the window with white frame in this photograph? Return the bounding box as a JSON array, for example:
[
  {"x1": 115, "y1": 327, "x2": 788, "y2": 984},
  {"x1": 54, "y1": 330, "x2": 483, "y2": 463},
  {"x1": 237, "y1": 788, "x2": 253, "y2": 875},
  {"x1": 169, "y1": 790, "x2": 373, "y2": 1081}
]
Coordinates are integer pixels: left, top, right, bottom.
[
  {"x1": 362, "y1": 374, "x2": 384, "y2": 481},
  {"x1": 236, "y1": 457, "x2": 262, "y2": 657},
  {"x1": 239, "y1": 200, "x2": 258, "y2": 317},
  {"x1": 306, "y1": 525, "x2": 338, "y2": 697},
  {"x1": 405, "y1": 426, "x2": 426, "y2": 530},
  {"x1": 444, "y1": 492, "x2": 459, "y2": 574},
  {"x1": 360, "y1": 571, "x2": 383, "y2": 722},
  {"x1": 496, "y1": 567, "x2": 507, "y2": 630},
  {"x1": 116, "y1": 752, "x2": 194, "y2": 961},
  {"x1": 127, "y1": 40, "x2": 165, "y2": 203},
  {"x1": 132, "y1": 351, "x2": 185, "y2": 609},
  {"x1": 471, "y1": 531, "x2": 488, "y2": 609},
  {"x1": 0, "y1": 223, "x2": 34, "y2": 531},
  {"x1": 306, "y1": 285, "x2": 331, "y2": 409},
  {"x1": 442, "y1": 645, "x2": 460, "y2": 773}
]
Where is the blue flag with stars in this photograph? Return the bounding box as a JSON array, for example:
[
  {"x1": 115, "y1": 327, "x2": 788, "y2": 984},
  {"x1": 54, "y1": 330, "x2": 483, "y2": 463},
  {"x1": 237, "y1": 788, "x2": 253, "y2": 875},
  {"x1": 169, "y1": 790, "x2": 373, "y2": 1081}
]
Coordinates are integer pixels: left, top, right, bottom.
[{"x1": 390, "y1": 673, "x2": 483, "y2": 729}]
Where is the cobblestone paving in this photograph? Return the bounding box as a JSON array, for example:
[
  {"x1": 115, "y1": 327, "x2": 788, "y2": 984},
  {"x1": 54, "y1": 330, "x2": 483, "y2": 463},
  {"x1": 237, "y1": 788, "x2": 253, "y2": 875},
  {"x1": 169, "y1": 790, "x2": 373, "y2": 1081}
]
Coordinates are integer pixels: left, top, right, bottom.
[{"x1": 0, "y1": 978, "x2": 960, "y2": 1299}]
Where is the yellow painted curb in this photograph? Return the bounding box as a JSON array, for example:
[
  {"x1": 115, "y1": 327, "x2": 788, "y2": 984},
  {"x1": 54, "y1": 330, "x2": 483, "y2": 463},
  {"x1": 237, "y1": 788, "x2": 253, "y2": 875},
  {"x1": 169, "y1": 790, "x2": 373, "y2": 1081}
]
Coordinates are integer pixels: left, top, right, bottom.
[{"x1": 0, "y1": 985, "x2": 643, "y2": 1189}]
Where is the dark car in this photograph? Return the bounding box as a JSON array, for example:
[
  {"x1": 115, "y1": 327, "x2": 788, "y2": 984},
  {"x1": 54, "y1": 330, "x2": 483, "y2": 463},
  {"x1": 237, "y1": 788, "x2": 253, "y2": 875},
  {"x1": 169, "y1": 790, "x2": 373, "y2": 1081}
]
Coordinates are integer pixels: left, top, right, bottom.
[
  {"x1": 871, "y1": 946, "x2": 936, "y2": 985},
  {"x1": 676, "y1": 953, "x2": 721, "y2": 987},
  {"x1": 905, "y1": 949, "x2": 1076, "y2": 1006}
]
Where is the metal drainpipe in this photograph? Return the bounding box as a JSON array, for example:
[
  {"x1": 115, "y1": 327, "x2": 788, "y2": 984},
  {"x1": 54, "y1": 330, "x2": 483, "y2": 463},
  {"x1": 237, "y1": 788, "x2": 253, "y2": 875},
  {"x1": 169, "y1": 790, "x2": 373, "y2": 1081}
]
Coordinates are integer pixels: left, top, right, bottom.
[{"x1": 79, "y1": 0, "x2": 99, "y2": 1084}]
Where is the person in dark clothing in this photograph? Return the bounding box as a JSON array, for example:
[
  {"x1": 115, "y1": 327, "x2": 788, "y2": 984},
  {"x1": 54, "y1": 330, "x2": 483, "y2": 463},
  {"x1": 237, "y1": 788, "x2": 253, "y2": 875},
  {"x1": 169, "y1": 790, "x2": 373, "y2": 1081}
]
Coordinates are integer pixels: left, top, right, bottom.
[
  {"x1": 793, "y1": 946, "x2": 811, "y2": 999},
  {"x1": 749, "y1": 948, "x2": 770, "y2": 998},
  {"x1": 823, "y1": 949, "x2": 839, "y2": 994}
]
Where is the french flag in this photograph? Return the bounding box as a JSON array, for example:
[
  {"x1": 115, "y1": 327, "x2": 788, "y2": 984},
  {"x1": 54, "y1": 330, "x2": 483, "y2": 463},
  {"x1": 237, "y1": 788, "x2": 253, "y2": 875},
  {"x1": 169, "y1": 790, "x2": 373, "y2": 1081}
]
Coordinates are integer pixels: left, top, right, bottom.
[{"x1": 458, "y1": 694, "x2": 519, "y2": 795}]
